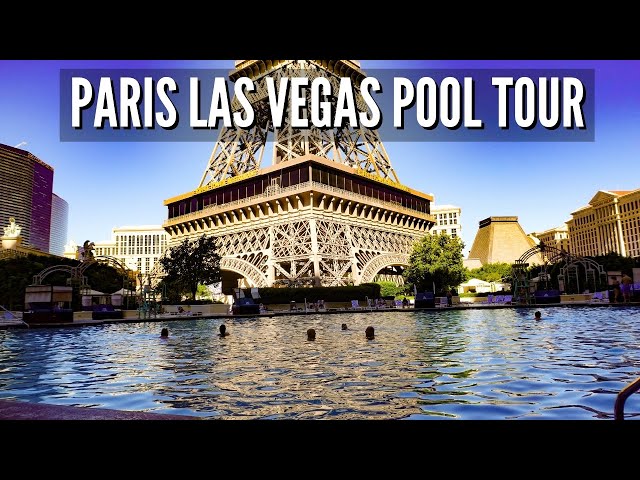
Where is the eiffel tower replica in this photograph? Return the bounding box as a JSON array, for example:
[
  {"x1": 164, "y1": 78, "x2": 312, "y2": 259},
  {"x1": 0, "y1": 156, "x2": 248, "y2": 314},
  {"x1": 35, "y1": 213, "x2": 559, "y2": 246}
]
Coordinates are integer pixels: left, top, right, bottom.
[{"x1": 163, "y1": 60, "x2": 435, "y2": 288}]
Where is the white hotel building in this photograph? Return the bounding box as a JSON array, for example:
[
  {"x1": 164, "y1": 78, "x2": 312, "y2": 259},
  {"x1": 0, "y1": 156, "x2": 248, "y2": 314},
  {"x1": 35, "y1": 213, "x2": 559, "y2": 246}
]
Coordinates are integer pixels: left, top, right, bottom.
[
  {"x1": 430, "y1": 204, "x2": 462, "y2": 239},
  {"x1": 65, "y1": 225, "x2": 169, "y2": 275}
]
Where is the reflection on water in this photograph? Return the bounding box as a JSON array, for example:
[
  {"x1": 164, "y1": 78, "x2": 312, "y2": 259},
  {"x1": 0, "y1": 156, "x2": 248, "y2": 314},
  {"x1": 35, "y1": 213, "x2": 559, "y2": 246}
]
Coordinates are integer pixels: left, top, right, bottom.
[{"x1": 1, "y1": 307, "x2": 639, "y2": 419}]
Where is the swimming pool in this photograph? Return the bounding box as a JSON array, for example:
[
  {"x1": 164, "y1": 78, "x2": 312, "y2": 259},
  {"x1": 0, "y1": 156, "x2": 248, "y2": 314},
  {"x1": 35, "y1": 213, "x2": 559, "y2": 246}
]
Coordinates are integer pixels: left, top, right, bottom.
[{"x1": 1, "y1": 306, "x2": 639, "y2": 419}]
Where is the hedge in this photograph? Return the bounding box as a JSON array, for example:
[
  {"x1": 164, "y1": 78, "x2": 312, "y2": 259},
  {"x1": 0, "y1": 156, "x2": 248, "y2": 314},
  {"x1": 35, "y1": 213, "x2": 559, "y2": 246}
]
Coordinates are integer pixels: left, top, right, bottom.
[{"x1": 245, "y1": 283, "x2": 381, "y2": 305}]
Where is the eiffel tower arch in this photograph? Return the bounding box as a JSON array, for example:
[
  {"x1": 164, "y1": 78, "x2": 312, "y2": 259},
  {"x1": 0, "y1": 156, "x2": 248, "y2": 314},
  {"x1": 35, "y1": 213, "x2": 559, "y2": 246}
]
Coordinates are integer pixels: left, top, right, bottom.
[{"x1": 163, "y1": 60, "x2": 436, "y2": 288}]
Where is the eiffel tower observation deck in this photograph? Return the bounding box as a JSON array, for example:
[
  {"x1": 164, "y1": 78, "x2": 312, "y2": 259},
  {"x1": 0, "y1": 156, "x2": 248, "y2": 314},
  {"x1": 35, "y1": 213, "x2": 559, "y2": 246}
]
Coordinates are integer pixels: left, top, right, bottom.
[{"x1": 163, "y1": 60, "x2": 436, "y2": 288}]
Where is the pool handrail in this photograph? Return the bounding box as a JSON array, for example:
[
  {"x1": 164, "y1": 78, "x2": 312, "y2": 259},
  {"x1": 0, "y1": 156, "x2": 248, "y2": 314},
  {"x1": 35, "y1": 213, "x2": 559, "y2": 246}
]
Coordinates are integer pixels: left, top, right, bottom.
[
  {"x1": 614, "y1": 376, "x2": 640, "y2": 420},
  {"x1": 1, "y1": 304, "x2": 29, "y2": 327}
]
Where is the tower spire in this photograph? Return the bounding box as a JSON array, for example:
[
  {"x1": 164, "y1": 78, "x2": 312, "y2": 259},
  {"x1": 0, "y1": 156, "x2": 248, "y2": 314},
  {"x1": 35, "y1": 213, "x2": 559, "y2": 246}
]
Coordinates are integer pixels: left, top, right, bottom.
[{"x1": 198, "y1": 60, "x2": 399, "y2": 188}]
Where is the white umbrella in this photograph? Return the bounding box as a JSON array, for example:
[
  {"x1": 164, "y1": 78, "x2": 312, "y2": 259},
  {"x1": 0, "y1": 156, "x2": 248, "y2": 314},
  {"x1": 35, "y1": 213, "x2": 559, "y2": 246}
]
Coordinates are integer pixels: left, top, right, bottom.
[
  {"x1": 113, "y1": 288, "x2": 136, "y2": 295},
  {"x1": 83, "y1": 289, "x2": 106, "y2": 295}
]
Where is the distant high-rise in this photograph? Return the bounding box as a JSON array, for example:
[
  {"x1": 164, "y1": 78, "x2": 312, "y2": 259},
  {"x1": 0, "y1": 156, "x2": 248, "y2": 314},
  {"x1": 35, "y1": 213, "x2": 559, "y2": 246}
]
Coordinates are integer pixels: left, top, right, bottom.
[
  {"x1": 0, "y1": 143, "x2": 53, "y2": 252},
  {"x1": 49, "y1": 193, "x2": 69, "y2": 256}
]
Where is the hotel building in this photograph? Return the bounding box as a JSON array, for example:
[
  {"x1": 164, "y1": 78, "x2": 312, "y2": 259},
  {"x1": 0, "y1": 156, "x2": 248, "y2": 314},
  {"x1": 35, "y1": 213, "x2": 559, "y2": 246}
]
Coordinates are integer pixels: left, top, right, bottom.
[
  {"x1": 529, "y1": 224, "x2": 570, "y2": 260},
  {"x1": 466, "y1": 216, "x2": 544, "y2": 267},
  {"x1": 0, "y1": 143, "x2": 53, "y2": 252},
  {"x1": 567, "y1": 189, "x2": 640, "y2": 258},
  {"x1": 430, "y1": 205, "x2": 461, "y2": 239},
  {"x1": 91, "y1": 225, "x2": 169, "y2": 275},
  {"x1": 49, "y1": 193, "x2": 69, "y2": 256}
]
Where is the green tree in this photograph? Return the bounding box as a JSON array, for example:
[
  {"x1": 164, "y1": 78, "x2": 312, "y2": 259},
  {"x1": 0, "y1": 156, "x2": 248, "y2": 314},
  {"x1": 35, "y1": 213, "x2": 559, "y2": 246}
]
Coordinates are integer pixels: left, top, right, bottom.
[
  {"x1": 156, "y1": 278, "x2": 182, "y2": 304},
  {"x1": 468, "y1": 262, "x2": 512, "y2": 282},
  {"x1": 404, "y1": 232, "x2": 466, "y2": 293},
  {"x1": 85, "y1": 263, "x2": 126, "y2": 294},
  {"x1": 376, "y1": 281, "x2": 403, "y2": 298},
  {"x1": 593, "y1": 252, "x2": 638, "y2": 274},
  {"x1": 196, "y1": 284, "x2": 212, "y2": 301},
  {"x1": 158, "y1": 235, "x2": 222, "y2": 301}
]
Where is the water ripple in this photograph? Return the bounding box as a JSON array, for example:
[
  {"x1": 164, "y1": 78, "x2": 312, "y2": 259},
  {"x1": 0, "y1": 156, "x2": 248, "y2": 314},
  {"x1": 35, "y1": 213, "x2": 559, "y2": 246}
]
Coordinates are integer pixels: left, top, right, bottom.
[{"x1": 0, "y1": 307, "x2": 639, "y2": 419}]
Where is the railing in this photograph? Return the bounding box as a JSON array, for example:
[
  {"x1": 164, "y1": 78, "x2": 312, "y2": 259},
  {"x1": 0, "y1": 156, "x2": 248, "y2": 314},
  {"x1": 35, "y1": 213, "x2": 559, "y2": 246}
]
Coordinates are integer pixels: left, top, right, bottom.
[
  {"x1": 0, "y1": 304, "x2": 28, "y2": 328},
  {"x1": 164, "y1": 181, "x2": 312, "y2": 225},
  {"x1": 0, "y1": 304, "x2": 16, "y2": 319},
  {"x1": 309, "y1": 182, "x2": 434, "y2": 221},
  {"x1": 164, "y1": 180, "x2": 434, "y2": 226},
  {"x1": 614, "y1": 376, "x2": 640, "y2": 420}
]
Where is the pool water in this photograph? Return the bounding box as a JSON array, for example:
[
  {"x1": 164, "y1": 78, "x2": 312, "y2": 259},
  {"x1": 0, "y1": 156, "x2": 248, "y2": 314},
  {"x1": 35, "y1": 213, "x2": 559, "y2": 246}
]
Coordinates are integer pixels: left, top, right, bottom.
[{"x1": 1, "y1": 306, "x2": 639, "y2": 419}]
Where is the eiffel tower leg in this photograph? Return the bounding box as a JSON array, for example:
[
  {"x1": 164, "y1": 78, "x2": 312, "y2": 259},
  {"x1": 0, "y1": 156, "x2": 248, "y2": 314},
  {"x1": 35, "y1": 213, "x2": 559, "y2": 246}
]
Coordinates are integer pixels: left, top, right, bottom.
[
  {"x1": 345, "y1": 225, "x2": 359, "y2": 285},
  {"x1": 267, "y1": 226, "x2": 276, "y2": 285},
  {"x1": 309, "y1": 218, "x2": 321, "y2": 287}
]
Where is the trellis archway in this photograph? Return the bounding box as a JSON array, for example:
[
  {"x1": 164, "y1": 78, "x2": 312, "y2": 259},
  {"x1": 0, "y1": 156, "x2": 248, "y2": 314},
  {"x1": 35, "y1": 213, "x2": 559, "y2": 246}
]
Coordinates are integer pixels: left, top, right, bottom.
[{"x1": 511, "y1": 242, "x2": 607, "y2": 304}]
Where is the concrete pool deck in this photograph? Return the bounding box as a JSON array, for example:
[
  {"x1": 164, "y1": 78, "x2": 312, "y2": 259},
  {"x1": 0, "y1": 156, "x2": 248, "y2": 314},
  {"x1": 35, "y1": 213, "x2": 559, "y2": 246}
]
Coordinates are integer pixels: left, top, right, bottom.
[
  {"x1": 0, "y1": 399, "x2": 198, "y2": 420},
  {"x1": 1, "y1": 301, "x2": 639, "y2": 330}
]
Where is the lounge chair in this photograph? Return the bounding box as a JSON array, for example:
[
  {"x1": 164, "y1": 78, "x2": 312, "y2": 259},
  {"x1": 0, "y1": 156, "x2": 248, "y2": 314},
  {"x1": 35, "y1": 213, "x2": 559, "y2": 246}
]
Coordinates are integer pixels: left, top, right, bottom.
[
  {"x1": 351, "y1": 300, "x2": 362, "y2": 310},
  {"x1": 484, "y1": 294, "x2": 494, "y2": 304},
  {"x1": 502, "y1": 295, "x2": 513, "y2": 304},
  {"x1": 437, "y1": 297, "x2": 448, "y2": 308}
]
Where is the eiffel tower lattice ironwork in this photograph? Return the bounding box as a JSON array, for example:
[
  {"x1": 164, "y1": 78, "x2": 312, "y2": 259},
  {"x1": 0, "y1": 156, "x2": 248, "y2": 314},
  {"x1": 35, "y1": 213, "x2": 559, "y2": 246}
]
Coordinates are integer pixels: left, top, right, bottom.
[
  {"x1": 198, "y1": 60, "x2": 399, "y2": 187},
  {"x1": 164, "y1": 60, "x2": 435, "y2": 289}
]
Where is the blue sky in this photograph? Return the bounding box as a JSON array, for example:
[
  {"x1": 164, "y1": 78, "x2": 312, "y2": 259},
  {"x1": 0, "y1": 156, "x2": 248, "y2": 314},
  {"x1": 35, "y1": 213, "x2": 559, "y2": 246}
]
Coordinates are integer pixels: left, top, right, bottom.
[{"x1": 1, "y1": 59, "x2": 638, "y2": 256}]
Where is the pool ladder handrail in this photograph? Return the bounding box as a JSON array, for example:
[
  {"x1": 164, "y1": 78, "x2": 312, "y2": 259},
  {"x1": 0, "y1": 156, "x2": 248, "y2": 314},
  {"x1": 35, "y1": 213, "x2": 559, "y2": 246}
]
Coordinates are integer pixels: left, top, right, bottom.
[
  {"x1": 614, "y1": 376, "x2": 640, "y2": 420},
  {"x1": 0, "y1": 304, "x2": 29, "y2": 328}
]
